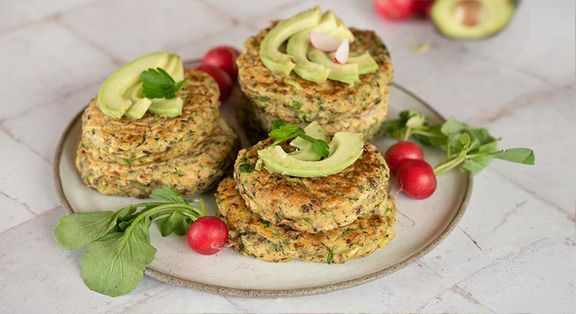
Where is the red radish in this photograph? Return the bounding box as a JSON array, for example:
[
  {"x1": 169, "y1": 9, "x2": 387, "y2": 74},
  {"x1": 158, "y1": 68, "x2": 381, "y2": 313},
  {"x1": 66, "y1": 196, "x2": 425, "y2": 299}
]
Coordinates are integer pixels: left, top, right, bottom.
[
  {"x1": 186, "y1": 216, "x2": 229, "y2": 255},
  {"x1": 195, "y1": 64, "x2": 233, "y2": 101},
  {"x1": 201, "y1": 46, "x2": 240, "y2": 80},
  {"x1": 385, "y1": 141, "x2": 425, "y2": 174},
  {"x1": 310, "y1": 31, "x2": 341, "y2": 52},
  {"x1": 396, "y1": 159, "x2": 437, "y2": 199},
  {"x1": 333, "y1": 40, "x2": 349, "y2": 64},
  {"x1": 414, "y1": 0, "x2": 434, "y2": 18},
  {"x1": 373, "y1": 0, "x2": 416, "y2": 20}
]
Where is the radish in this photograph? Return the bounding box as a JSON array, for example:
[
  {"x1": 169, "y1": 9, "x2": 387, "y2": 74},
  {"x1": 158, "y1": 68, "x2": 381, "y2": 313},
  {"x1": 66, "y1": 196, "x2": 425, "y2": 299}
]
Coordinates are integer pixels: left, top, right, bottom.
[
  {"x1": 333, "y1": 40, "x2": 350, "y2": 64},
  {"x1": 201, "y1": 46, "x2": 240, "y2": 80},
  {"x1": 384, "y1": 141, "x2": 425, "y2": 174},
  {"x1": 195, "y1": 64, "x2": 233, "y2": 101},
  {"x1": 186, "y1": 216, "x2": 229, "y2": 255},
  {"x1": 309, "y1": 31, "x2": 341, "y2": 52},
  {"x1": 373, "y1": 0, "x2": 417, "y2": 20},
  {"x1": 396, "y1": 159, "x2": 437, "y2": 199}
]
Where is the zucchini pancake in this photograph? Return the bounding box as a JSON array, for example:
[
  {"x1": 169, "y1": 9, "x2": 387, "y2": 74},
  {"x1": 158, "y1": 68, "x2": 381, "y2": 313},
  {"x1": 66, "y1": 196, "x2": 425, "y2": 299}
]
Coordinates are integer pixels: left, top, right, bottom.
[
  {"x1": 234, "y1": 139, "x2": 390, "y2": 233},
  {"x1": 77, "y1": 119, "x2": 237, "y2": 198},
  {"x1": 80, "y1": 71, "x2": 220, "y2": 166},
  {"x1": 217, "y1": 178, "x2": 396, "y2": 264},
  {"x1": 236, "y1": 8, "x2": 393, "y2": 141},
  {"x1": 75, "y1": 52, "x2": 239, "y2": 198}
]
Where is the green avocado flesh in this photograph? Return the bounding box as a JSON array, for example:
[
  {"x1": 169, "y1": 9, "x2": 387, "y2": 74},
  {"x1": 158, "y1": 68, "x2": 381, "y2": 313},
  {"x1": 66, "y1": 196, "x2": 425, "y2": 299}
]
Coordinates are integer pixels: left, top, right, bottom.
[
  {"x1": 348, "y1": 52, "x2": 379, "y2": 75},
  {"x1": 258, "y1": 131, "x2": 364, "y2": 178},
  {"x1": 286, "y1": 11, "x2": 358, "y2": 83},
  {"x1": 97, "y1": 51, "x2": 184, "y2": 119},
  {"x1": 307, "y1": 49, "x2": 359, "y2": 85},
  {"x1": 148, "y1": 98, "x2": 183, "y2": 118},
  {"x1": 259, "y1": 6, "x2": 322, "y2": 76},
  {"x1": 289, "y1": 121, "x2": 330, "y2": 161},
  {"x1": 431, "y1": 0, "x2": 516, "y2": 39}
]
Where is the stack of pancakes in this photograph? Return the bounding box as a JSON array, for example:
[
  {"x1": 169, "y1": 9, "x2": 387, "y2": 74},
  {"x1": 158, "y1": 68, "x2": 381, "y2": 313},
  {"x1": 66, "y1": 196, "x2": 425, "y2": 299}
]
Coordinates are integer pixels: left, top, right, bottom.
[
  {"x1": 236, "y1": 26, "x2": 393, "y2": 142},
  {"x1": 216, "y1": 139, "x2": 396, "y2": 264},
  {"x1": 76, "y1": 71, "x2": 239, "y2": 198}
]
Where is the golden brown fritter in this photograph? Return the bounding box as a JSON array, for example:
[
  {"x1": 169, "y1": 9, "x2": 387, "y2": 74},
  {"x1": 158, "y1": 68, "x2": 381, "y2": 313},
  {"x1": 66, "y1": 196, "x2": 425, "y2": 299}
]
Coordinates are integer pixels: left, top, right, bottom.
[
  {"x1": 237, "y1": 25, "x2": 393, "y2": 128},
  {"x1": 76, "y1": 119, "x2": 239, "y2": 198},
  {"x1": 237, "y1": 93, "x2": 389, "y2": 144},
  {"x1": 80, "y1": 70, "x2": 220, "y2": 166},
  {"x1": 216, "y1": 178, "x2": 396, "y2": 263},
  {"x1": 234, "y1": 140, "x2": 390, "y2": 233}
]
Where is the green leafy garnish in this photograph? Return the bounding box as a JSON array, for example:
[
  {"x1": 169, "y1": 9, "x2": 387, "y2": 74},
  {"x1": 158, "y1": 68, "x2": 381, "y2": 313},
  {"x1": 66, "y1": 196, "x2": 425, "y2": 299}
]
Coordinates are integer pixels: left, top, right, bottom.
[
  {"x1": 269, "y1": 120, "x2": 330, "y2": 158},
  {"x1": 327, "y1": 250, "x2": 334, "y2": 264},
  {"x1": 381, "y1": 110, "x2": 535, "y2": 175},
  {"x1": 140, "y1": 68, "x2": 187, "y2": 99},
  {"x1": 54, "y1": 187, "x2": 206, "y2": 297}
]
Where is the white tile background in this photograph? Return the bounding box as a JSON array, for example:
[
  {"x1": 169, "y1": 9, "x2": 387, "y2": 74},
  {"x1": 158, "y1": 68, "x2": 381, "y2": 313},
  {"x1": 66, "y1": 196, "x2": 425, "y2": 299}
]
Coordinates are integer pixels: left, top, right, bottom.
[{"x1": 0, "y1": 0, "x2": 574, "y2": 313}]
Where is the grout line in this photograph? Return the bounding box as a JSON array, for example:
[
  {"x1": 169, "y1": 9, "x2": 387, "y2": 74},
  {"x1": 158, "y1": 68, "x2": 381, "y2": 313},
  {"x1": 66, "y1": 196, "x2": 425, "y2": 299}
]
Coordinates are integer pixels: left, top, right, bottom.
[
  {"x1": 0, "y1": 15, "x2": 59, "y2": 37},
  {"x1": 449, "y1": 285, "x2": 497, "y2": 313},
  {"x1": 0, "y1": 205, "x2": 64, "y2": 237},
  {"x1": 54, "y1": 15, "x2": 124, "y2": 66},
  {"x1": 223, "y1": 295, "x2": 247, "y2": 312},
  {"x1": 457, "y1": 226, "x2": 483, "y2": 252},
  {"x1": 198, "y1": 0, "x2": 240, "y2": 26},
  {"x1": 492, "y1": 200, "x2": 527, "y2": 232},
  {"x1": 469, "y1": 84, "x2": 576, "y2": 125},
  {"x1": 489, "y1": 169, "x2": 576, "y2": 223},
  {"x1": 0, "y1": 123, "x2": 51, "y2": 164},
  {"x1": 0, "y1": 0, "x2": 101, "y2": 37},
  {"x1": 0, "y1": 190, "x2": 36, "y2": 216},
  {"x1": 1, "y1": 80, "x2": 100, "y2": 122}
]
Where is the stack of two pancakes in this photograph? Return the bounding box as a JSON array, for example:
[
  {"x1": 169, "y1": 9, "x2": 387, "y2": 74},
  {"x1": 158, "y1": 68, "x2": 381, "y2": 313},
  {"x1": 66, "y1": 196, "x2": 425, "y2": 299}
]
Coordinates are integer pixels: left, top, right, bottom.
[
  {"x1": 76, "y1": 71, "x2": 239, "y2": 198},
  {"x1": 216, "y1": 140, "x2": 397, "y2": 264},
  {"x1": 236, "y1": 26, "x2": 394, "y2": 142}
]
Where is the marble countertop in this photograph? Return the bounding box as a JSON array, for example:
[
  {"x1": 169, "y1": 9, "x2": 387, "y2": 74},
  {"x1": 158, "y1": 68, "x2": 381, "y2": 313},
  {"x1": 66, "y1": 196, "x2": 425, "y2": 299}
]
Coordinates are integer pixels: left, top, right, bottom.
[{"x1": 0, "y1": 0, "x2": 574, "y2": 313}]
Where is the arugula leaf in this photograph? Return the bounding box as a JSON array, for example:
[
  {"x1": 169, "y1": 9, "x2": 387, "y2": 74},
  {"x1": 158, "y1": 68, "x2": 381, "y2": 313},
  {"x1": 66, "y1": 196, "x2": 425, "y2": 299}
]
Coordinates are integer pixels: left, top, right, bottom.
[
  {"x1": 158, "y1": 211, "x2": 190, "y2": 236},
  {"x1": 81, "y1": 222, "x2": 157, "y2": 297},
  {"x1": 381, "y1": 109, "x2": 535, "y2": 175},
  {"x1": 54, "y1": 211, "x2": 117, "y2": 250},
  {"x1": 140, "y1": 68, "x2": 187, "y2": 99},
  {"x1": 494, "y1": 148, "x2": 535, "y2": 165},
  {"x1": 54, "y1": 186, "x2": 207, "y2": 297},
  {"x1": 150, "y1": 186, "x2": 187, "y2": 205},
  {"x1": 268, "y1": 120, "x2": 330, "y2": 158}
]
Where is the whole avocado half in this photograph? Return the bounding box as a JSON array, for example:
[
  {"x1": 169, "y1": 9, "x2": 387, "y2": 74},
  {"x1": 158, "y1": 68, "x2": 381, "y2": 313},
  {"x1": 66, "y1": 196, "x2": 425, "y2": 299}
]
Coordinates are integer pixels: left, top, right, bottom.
[{"x1": 431, "y1": 0, "x2": 519, "y2": 40}]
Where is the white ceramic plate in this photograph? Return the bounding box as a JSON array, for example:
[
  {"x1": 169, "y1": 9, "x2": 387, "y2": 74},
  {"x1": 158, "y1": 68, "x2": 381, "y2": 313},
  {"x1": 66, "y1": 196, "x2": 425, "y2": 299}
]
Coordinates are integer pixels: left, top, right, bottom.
[{"x1": 54, "y1": 69, "x2": 471, "y2": 297}]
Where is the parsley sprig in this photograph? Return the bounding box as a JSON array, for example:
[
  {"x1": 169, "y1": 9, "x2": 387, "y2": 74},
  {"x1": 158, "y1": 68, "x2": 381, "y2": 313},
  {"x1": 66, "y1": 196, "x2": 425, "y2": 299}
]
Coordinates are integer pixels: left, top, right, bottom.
[
  {"x1": 381, "y1": 110, "x2": 535, "y2": 175},
  {"x1": 54, "y1": 187, "x2": 205, "y2": 297},
  {"x1": 140, "y1": 68, "x2": 187, "y2": 99},
  {"x1": 269, "y1": 120, "x2": 330, "y2": 158}
]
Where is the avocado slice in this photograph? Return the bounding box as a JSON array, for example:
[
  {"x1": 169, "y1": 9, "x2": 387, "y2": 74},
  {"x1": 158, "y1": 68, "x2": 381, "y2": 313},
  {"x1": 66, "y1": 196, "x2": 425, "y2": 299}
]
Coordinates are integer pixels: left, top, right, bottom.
[
  {"x1": 258, "y1": 132, "x2": 364, "y2": 178},
  {"x1": 97, "y1": 51, "x2": 172, "y2": 119},
  {"x1": 148, "y1": 98, "x2": 183, "y2": 118},
  {"x1": 431, "y1": 0, "x2": 516, "y2": 39},
  {"x1": 286, "y1": 11, "x2": 337, "y2": 83},
  {"x1": 289, "y1": 121, "x2": 330, "y2": 161},
  {"x1": 287, "y1": 11, "x2": 357, "y2": 83},
  {"x1": 348, "y1": 52, "x2": 379, "y2": 75},
  {"x1": 259, "y1": 6, "x2": 322, "y2": 76},
  {"x1": 307, "y1": 48, "x2": 359, "y2": 85}
]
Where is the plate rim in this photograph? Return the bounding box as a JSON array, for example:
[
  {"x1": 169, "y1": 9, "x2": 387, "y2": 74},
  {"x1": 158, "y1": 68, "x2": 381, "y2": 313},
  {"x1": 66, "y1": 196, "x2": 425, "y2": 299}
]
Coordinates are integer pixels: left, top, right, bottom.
[{"x1": 53, "y1": 81, "x2": 473, "y2": 298}]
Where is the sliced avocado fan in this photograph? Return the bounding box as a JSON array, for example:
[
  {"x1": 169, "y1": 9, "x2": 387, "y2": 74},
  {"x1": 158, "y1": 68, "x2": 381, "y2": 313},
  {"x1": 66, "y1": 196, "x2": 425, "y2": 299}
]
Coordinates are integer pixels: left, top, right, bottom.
[
  {"x1": 258, "y1": 131, "x2": 364, "y2": 178},
  {"x1": 259, "y1": 6, "x2": 322, "y2": 76}
]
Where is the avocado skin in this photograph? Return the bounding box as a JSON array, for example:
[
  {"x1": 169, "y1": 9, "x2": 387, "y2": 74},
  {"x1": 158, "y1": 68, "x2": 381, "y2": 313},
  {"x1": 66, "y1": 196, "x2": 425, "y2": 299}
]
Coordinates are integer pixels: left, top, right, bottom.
[{"x1": 431, "y1": 0, "x2": 517, "y2": 40}]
